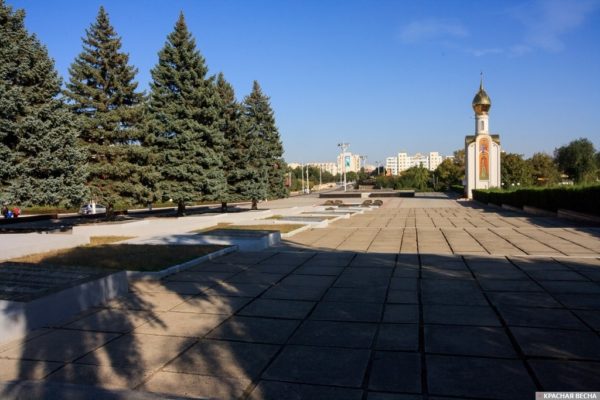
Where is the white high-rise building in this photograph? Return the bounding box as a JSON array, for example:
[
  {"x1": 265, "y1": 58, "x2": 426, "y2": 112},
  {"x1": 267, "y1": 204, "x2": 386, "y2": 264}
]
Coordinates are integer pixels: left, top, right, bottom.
[
  {"x1": 428, "y1": 152, "x2": 443, "y2": 171},
  {"x1": 398, "y1": 152, "x2": 411, "y2": 172},
  {"x1": 385, "y1": 157, "x2": 398, "y2": 175}
]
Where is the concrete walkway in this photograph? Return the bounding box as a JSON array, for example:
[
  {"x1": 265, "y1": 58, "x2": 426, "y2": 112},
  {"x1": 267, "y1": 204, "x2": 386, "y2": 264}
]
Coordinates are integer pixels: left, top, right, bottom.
[{"x1": 1, "y1": 194, "x2": 599, "y2": 399}]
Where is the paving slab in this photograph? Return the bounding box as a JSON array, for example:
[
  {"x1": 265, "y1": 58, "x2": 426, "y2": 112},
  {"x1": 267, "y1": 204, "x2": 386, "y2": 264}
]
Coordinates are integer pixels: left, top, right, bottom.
[{"x1": 206, "y1": 316, "x2": 301, "y2": 344}]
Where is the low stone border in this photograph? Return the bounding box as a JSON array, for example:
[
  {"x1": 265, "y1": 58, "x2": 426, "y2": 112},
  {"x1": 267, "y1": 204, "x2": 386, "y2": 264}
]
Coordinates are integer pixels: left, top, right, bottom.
[
  {"x1": 558, "y1": 209, "x2": 600, "y2": 224},
  {"x1": 0, "y1": 272, "x2": 128, "y2": 344},
  {"x1": 523, "y1": 205, "x2": 556, "y2": 217},
  {"x1": 126, "y1": 245, "x2": 237, "y2": 281}
]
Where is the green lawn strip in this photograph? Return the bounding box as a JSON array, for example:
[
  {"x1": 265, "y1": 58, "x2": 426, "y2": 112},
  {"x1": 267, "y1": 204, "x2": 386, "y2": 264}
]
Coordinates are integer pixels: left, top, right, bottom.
[
  {"x1": 195, "y1": 223, "x2": 305, "y2": 234},
  {"x1": 10, "y1": 244, "x2": 227, "y2": 272}
]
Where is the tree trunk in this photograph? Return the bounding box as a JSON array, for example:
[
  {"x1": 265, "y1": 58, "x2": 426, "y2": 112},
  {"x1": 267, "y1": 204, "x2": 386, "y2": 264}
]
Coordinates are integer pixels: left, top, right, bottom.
[
  {"x1": 251, "y1": 198, "x2": 258, "y2": 210},
  {"x1": 177, "y1": 201, "x2": 186, "y2": 216},
  {"x1": 221, "y1": 201, "x2": 227, "y2": 213},
  {"x1": 106, "y1": 204, "x2": 115, "y2": 219}
]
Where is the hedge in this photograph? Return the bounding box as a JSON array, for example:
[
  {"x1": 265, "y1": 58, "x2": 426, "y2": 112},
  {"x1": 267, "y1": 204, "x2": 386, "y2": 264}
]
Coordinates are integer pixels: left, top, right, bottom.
[{"x1": 472, "y1": 185, "x2": 600, "y2": 216}]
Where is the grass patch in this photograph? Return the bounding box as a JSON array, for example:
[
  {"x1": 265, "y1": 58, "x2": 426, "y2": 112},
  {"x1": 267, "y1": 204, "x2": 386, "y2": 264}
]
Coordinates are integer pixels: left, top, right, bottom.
[
  {"x1": 89, "y1": 236, "x2": 134, "y2": 246},
  {"x1": 10, "y1": 244, "x2": 227, "y2": 272},
  {"x1": 264, "y1": 215, "x2": 284, "y2": 220},
  {"x1": 198, "y1": 223, "x2": 305, "y2": 234}
]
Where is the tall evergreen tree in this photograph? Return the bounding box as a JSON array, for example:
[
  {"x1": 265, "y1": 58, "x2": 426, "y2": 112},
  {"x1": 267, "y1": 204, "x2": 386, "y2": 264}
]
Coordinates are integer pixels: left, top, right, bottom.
[
  {"x1": 215, "y1": 73, "x2": 242, "y2": 212},
  {"x1": 64, "y1": 6, "x2": 149, "y2": 213},
  {"x1": 146, "y1": 13, "x2": 226, "y2": 215},
  {"x1": 0, "y1": 0, "x2": 86, "y2": 206},
  {"x1": 242, "y1": 81, "x2": 287, "y2": 202}
]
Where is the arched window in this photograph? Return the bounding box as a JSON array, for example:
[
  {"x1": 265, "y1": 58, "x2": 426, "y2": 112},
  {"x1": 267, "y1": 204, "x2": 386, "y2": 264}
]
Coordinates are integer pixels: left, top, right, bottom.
[{"x1": 480, "y1": 120, "x2": 485, "y2": 131}]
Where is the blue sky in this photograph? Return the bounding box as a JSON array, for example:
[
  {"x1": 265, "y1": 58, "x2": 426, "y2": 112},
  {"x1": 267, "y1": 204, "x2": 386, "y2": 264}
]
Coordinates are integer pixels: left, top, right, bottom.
[{"x1": 8, "y1": 0, "x2": 600, "y2": 164}]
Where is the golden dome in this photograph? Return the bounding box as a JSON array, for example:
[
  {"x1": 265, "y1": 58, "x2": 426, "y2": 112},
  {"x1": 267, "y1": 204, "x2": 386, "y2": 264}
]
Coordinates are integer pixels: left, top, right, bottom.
[{"x1": 472, "y1": 77, "x2": 491, "y2": 114}]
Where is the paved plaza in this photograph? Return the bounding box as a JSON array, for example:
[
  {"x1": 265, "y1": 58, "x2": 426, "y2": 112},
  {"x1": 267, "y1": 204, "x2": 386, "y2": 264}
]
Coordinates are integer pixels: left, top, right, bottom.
[{"x1": 1, "y1": 195, "x2": 600, "y2": 399}]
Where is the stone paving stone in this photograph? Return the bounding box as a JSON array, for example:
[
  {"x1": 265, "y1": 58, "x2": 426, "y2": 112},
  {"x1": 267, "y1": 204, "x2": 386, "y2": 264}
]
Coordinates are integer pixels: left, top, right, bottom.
[
  {"x1": 421, "y1": 288, "x2": 488, "y2": 306},
  {"x1": 471, "y1": 269, "x2": 529, "y2": 280},
  {"x1": 302, "y1": 252, "x2": 355, "y2": 267},
  {"x1": 202, "y1": 282, "x2": 270, "y2": 298},
  {"x1": 238, "y1": 299, "x2": 315, "y2": 319},
  {"x1": 189, "y1": 262, "x2": 248, "y2": 273},
  {"x1": 45, "y1": 364, "x2": 153, "y2": 390},
  {"x1": 368, "y1": 351, "x2": 421, "y2": 393},
  {"x1": 424, "y1": 325, "x2": 516, "y2": 357},
  {"x1": 423, "y1": 305, "x2": 501, "y2": 326},
  {"x1": 510, "y1": 327, "x2": 600, "y2": 360},
  {"x1": 334, "y1": 269, "x2": 392, "y2": 288},
  {"x1": 486, "y1": 292, "x2": 562, "y2": 308},
  {"x1": 261, "y1": 283, "x2": 327, "y2": 301},
  {"x1": 294, "y1": 265, "x2": 344, "y2": 276},
  {"x1": 375, "y1": 324, "x2": 418, "y2": 351},
  {"x1": 386, "y1": 290, "x2": 418, "y2": 304},
  {"x1": 392, "y1": 267, "x2": 419, "y2": 278},
  {"x1": 497, "y1": 306, "x2": 587, "y2": 330},
  {"x1": 383, "y1": 304, "x2": 419, "y2": 323},
  {"x1": 129, "y1": 280, "x2": 213, "y2": 295},
  {"x1": 389, "y1": 278, "x2": 418, "y2": 291},
  {"x1": 214, "y1": 251, "x2": 275, "y2": 265},
  {"x1": 226, "y1": 272, "x2": 285, "y2": 285},
  {"x1": 164, "y1": 270, "x2": 235, "y2": 283},
  {"x1": 324, "y1": 286, "x2": 387, "y2": 303},
  {"x1": 289, "y1": 320, "x2": 377, "y2": 348},
  {"x1": 310, "y1": 301, "x2": 383, "y2": 322},
  {"x1": 421, "y1": 279, "x2": 479, "y2": 292},
  {"x1": 537, "y1": 281, "x2": 600, "y2": 294},
  {"x1": 553, "y1": 293, "x2": 600, "y2": 310},
  {"x1": 165, "y1": 339, "x2": 279, "y2": 380},
  {"x1": 478, "y1": 279, "x2": 543, "y2": 292},
  {"x1": 249, "y1": 263, "x2": 299, "y2": 274},
  {"x1": 426, "y1": 355, "x2": 536, "y2": 399},
  {"x1": 105, "y1": 292, "x2": 189, "y2": 312},
  {"x1": 0, "y1": 358, "x2": 63, "y2": 381},
  {"x1": 0, "y1": 329, "x2": 119, "y2": 363},
  {"x1": 206, "y1": 316, "x2": 301, "y2": 344},
  {"x1": 171, "y1": 295, "x2": 252, "y2": 315},
  {"x1": 573, "y1": 310, "x2": 600, "y2": 331},
  {"x1": 351, "y1": 254, "x2": 396, "y2": 268},
  {"x1": 141, "y1": 370, "x2": 250, "y2": 399},
  {"x1": 249, "y1": 380, "x2": 364, "y2": 400},
  {"x1": 527, "y1": 270, "x2": 588, "y2": 281},
  {"x1": 530, "y1": 360, "x2": 600, "y2": 391},
  {"x1": 279, "y1": 274, "x2": 336, "y2": 288},
  {"x1": 422, "y1": 268, "x2": 474, "y2": 280},
  {"x1": 65, "y1": 309, "x2": 160, "y2": 333},
  {"x1": 75, "y1": 333, "x2": 193, "y2": 370},
  {"x1": 262, "y1": 345, "x2": 370, "y2": 387},
  {"x1": 367, "y1": 393, "x2": 422, "y2": 400},
  {"x1": 134, "y1": 311, "x2": 228, "y2": 337}
]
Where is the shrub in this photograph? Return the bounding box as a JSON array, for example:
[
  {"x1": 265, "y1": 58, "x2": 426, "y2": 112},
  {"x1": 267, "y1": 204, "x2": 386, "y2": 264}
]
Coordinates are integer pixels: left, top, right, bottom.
[{"x1": 472, "y1": 185, "x2": 600, "y2": 216}]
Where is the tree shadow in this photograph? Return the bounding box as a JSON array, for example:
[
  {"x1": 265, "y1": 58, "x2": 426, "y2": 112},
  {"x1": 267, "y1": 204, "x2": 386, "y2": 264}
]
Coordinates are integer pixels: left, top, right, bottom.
[{"x1": 1, "y1": 237, "x2": 599, "y2": 399}]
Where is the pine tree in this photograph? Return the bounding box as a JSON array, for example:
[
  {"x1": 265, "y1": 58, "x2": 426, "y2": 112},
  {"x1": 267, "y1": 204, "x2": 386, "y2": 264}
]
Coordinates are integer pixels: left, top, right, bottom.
[
  {"x1": 242, "y1": 81, "x2": 287, "y2": 203},
  {"x1": 215, "y1": 73, "x2": 243, "y2": 212},
  {"x1": 0, "y1": 0, "x2": 86, "y2": 206},
  {"x1": 146, "y1": 13, "x2": 226, "y2": 215},
  {"x1": 64, "y1": 6, "x2": 149, "y2": 213}
]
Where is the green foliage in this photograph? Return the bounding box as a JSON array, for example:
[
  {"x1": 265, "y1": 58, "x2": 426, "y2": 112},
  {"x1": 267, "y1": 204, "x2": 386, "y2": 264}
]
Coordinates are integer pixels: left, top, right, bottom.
[
  {"x1": 472, "y1": 185, "x2": 600, "y2": 216},
  {"x1": 554, "y1": 138, "x2": 598, "y2": 183},
  {"x1": 374, "y1": 166, "x2": 432, "y2": 191},
  {"x1": 435, "y1": 158, "x2": 462, "y2": 190},
  {"x1": 145, "y1": 13, "x2": 226, "y2": 213},
  {"x1": 242, "y1": 81, "x2": 286, "y2": 200},
  {"x1": 501, "y1": 152, "x2": 534, "y2": 188},
  {"x1": 64, "y1": 7, "x2": 150, "y2": 209},
  {"x1": 0, "y1": 1, "x2": 86, "y2": 206},
  {"x1": 528, "y1": 152, "x2": 560, "y2": 186}
]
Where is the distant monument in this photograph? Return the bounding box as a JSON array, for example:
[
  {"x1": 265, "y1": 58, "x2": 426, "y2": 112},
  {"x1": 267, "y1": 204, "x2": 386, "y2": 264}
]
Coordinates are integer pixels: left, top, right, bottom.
[{"x1": 465, "y1": 75, "x2": 501, "y2": 198}]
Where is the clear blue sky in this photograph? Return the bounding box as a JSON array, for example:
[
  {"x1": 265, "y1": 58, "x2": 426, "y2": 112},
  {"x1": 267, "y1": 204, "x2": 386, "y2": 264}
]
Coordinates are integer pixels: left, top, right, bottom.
[{"x1": 8, "y1": 0, "x2": 600, "y2": 164}]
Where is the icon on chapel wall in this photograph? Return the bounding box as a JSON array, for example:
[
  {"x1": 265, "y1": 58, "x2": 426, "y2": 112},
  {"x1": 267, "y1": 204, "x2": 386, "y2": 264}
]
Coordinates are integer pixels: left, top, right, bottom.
[{"x1": 479, "y1": 137, "x2": 489, "y2": 181}]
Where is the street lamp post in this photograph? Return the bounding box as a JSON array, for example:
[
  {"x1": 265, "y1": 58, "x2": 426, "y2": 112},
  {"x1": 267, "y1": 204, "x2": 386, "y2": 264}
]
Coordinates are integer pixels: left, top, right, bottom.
[{"x1": 337, "y1": 142, "x2": 349, "y2": 192}]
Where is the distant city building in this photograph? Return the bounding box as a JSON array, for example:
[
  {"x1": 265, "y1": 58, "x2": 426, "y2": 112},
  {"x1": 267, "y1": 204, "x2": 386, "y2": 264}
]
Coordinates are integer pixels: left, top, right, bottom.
[
  {"x1": 385, "y1": 157, "x2": 398, "y2": 175},
  {"x1": 385, "y1": 151, "x2": 447, "y2": 175},
  {"x1": 336, "y1": 152, "x2": 362, "y2": 173},
  {"x1": 429, "y1": 152, "x2": 443, "y2": 170}
]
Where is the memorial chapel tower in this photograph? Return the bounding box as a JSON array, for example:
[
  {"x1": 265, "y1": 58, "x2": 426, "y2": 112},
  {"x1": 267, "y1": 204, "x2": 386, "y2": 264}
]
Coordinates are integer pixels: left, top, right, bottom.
[{"x1": 465, "y1": 76, "x2": 501, "y2": 198}]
